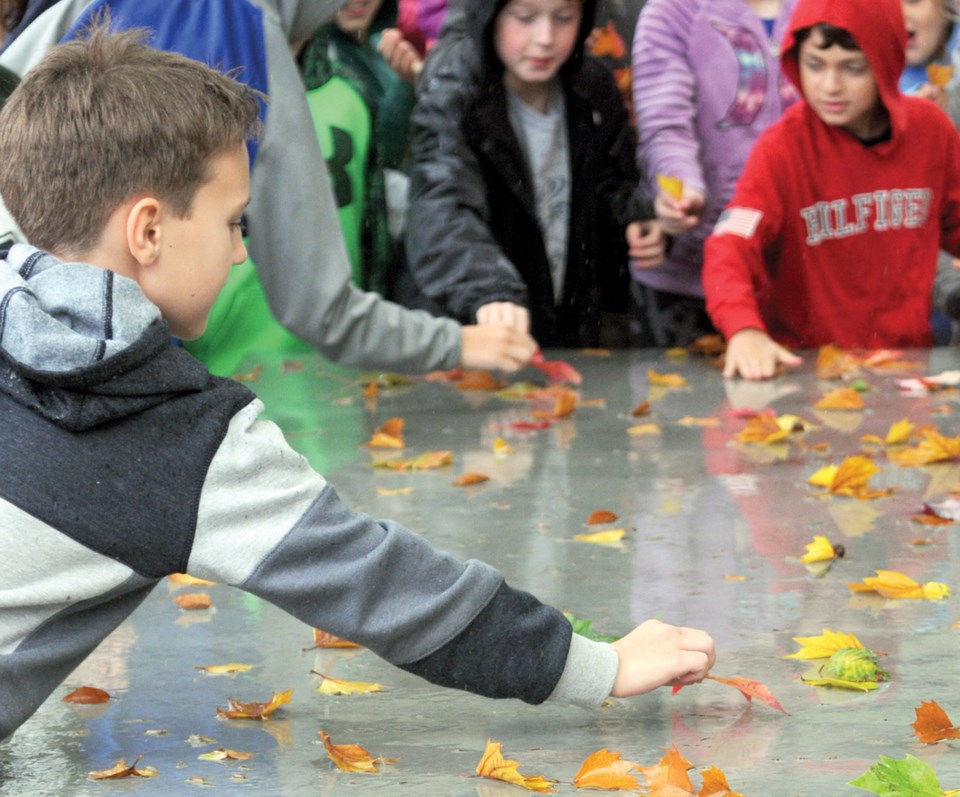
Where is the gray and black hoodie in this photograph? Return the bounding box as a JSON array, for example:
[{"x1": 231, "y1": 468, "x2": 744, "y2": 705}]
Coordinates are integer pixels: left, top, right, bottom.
[{"x1": 0, "y1": 245, "x2": 618, "y2": 740}]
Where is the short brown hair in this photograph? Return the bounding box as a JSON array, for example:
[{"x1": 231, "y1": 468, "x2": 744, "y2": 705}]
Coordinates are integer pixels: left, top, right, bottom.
[{"x1": 0, "y1": 20, "x2": 261, "y2": 254}]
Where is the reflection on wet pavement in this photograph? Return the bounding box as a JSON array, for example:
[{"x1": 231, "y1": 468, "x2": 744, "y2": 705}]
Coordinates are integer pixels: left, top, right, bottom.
[{"x1": 4, "y1": 348, "x2": 960, "y2": 795}]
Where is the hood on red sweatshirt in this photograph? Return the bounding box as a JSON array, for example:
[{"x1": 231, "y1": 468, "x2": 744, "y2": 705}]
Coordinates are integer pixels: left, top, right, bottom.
[{"x1": 780, "y1": 0, "x2": 908, "y2": 137}]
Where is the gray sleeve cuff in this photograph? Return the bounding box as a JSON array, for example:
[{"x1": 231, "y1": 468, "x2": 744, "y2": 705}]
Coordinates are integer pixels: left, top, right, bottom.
[{"x1": 545, "y1": 634, "x2": 619, "y2": 709}]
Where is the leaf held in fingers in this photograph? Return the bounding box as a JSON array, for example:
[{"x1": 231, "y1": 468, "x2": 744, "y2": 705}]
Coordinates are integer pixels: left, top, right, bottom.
[
  {"x1": 657, "y1": 173, "x2": 685, "y2": 201},
  {"x1": 572, "y1": 748, "x2": 642, "y2": 790},
  {"x1": 318, "y1": 730, "x2": 397, "y2": 773},
  {"x1": 88, "y1": 756, "x2": 158, "y2": 780},
  {"x1": 696, "y1": 675, "x2": 789, "y2": 714},
  {"x1": 216, "y1": 689, "x2": 292, "y2": 720},
  {"x1": 927, "y1": 63, "x2": 955, "y2": 88},
  {"x1": 530, "y1": 349, "x2": 582, "y2": 384},
  {"x1": 475, "y1": 739, "x2": 558, "y2": 792},
  {"x1": 64, "y1": 686, "x2": 110, "y2": 704},
  {"x1": 313, "y1": 673, "x2": 384, "y2": 695},
  {"x1": 912, "y1": 700, "x2": 960, "y2": 744}
]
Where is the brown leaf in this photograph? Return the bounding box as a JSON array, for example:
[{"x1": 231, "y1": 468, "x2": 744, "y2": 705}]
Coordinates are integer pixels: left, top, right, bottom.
[
  {"x1": 737, "y1": 412, "x2": 789, "y2": 445},
  {"x1": 63, "y1": 686, "x2": 110, "y2": 704},
  {"x1": 318, "y1": 729, "x2": 398, "y2": 773},
  {"x1": 475, "y1": 739, "x2": 557, "y2": 792},
  {"x1": 912, "y1": 700, "x2": 960, "y2": 744},
  {"x1": 456, "y1": 370, "x2": 505, "y2": 391},
  {"x1": 630, "y1": 401, "x2": 651, "y2": 417},
  {"x1": 378, "y1": 417, "x2": 405, "y2": 438},
  {"x1": 216, "y1": 689, "x2": 292, "y2": 720},
  {"x1": 231, "y1": 365, "x2": 262, "y2": 383},
  {"x1": 687, "y1": 334, "x2": 726, "y2": 356},
  {"x1": 814, "y1": 387, "x2": 865, "y2": 410},
  {"x1": 697, "y1": 765, "x2": 746, "y2": 797},
  {"x1": 532, "y1": 387, "x2": 578, "y2": 419},
  {"x1": 572, "y1": 748, "x2": 642, "y2": 790},
  {"x1": 453, "y1": 472, "x2": 491, "y2": 486},
  {"x1": 88, "y1": 756, "x2": 158, "y2": 780},
  {"x1": 303, "y1": 628, "x2": 361, "y2": 650},
  {"x1": 173, "y1": 592, "x2": 211, "y2": 610},
  {"x1": 588, "y1": 509, "x2": 618, "y2": 524}
]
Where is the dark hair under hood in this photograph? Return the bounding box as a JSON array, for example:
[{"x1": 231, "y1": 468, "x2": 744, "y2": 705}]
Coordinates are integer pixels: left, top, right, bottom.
[
  {"x1": 780, "y1": 0, "x2": 908, "y2": 138},
  {"x1": 466, "y1": 0, "x2": 598, "y2": 85}
]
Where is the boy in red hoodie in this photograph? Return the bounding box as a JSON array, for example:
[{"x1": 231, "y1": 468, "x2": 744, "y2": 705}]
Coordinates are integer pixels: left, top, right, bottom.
[{"x1": 703, "y1": 0, "x2": 960, "y2": 380}]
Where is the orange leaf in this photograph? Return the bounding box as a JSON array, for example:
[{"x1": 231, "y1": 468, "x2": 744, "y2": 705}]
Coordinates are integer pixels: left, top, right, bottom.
[
  {"x1": 697, "y1": 765, "x2": 746, "y2": 797},
  {"x1": 638, "y1": 745, "x2": 694, "y2": 792},
  {"x1": 367, "y1": 432, "x2": 404, "y2": 449},
  {"x1": 168, "y1": 573, "x2": 216, "y2": 586},
  {"x1": 216, "y1": 689, "x2": 292, "y2": 720},
  {"x1": 676, "y1": 675, "x2": 788, "y2": 714},
  {"x1": 457, "y1": 370, "x2": 505, "y2": 391},
  {"x1": 88, "y1": 756, "x2": 158, "y2": 780},
  {"x1": 737, "y1": 412, "x2": 789, "y2": 445},
  {"x1": 910, "y1": 514, "x2": 953, "y2": 526},
  {"x1": 648, "y1": 369, "x2": 688, "y2": 388},
  {"x1": 848, "y1": 569, "x2": 950, "y2": 600},
  {"x1": 64, "y1": 686, "x2": 110, "y2": 704},
  {"x1": 318, "y1": 730, "x2": 397, "y2": 773},
  {"x1": 816, "y1": 343, "x2": 858, "y2": 380},
  {"x1": 305, "y1": 628, "x2": 361, "y2": 650},
  {"x1": 173, "y1": 592, "x2": 211, "y2": 610},
  {"x1": 809, "y1": 455, "x2": 891, "y2": 499},
  {"x1": 688, "y1": 335, "x2": 726, "y2": 357},
  {"x1": 379, "y1": 417, "x2": 404, "y2": 438},
  {"x1": 814, "y1": 387, "x2": 865, "y2": 410},
  {"x1": 912, "y1": 700, "x2": 960, "y2": 744},
  {"x1": 927, "y1": 63, "x2": 955, "y2": 88},
  {"x1": 453, "y1": 471, "x2": 491, "y2": 486},
  {"x1": 475, "y1": 739, "x2": 557, "y2": 793},
  {"x1": 362, "y1": 380, "x2": 378, "y2": 398},
  {"x1": 588, "y1": 509, "x2": 618, "y2": 524},
  {"x1": 630, "y1": 401, "x2": 651, "y2": 417},
  {"x1": 572, "y1": 748, "x2": 642, "y2": 790},
  {"x1": 890, "y1": 429, "x2": 960, "y2": 466}
]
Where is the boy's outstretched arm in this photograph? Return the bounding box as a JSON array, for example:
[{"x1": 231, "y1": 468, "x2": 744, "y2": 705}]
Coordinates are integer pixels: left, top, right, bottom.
[
  {"x1": 461, "y1": 322, "x2": 537, "y2": 372},
  {"x1": 610, "y1": 619, "x2": 716, "y2": 697},
  {"x1": 723, "y1": 328, "x2": 803, "y2": 381}
]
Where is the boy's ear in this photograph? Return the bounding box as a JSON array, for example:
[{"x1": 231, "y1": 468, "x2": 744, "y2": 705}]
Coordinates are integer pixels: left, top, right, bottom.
[{"x1": 126, "y1": 197, "x2": 163, "y2": 267}]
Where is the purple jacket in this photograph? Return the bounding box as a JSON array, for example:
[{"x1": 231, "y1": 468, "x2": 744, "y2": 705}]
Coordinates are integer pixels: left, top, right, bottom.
[{"x1": 632, "y1": 0, "x2": 797, "y2": 297}]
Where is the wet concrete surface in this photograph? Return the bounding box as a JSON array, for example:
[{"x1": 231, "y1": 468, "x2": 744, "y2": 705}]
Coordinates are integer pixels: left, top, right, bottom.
[{"x1": 4, "y1": 347, "x2": 960, "y2": 795}]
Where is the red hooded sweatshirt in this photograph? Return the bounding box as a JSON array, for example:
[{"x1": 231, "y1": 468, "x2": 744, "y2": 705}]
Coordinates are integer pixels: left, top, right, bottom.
[{"x1": 703, "y1": 0, "x2": 960, "y2": 349}]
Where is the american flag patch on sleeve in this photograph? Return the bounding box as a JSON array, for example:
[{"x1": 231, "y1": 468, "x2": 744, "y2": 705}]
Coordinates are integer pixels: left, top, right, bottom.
[{"x1": 713, "y1": 208, "x2": 763, "y2": 239}]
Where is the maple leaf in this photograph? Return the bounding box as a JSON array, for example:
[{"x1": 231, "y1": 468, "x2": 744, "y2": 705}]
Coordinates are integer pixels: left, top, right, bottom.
[
  {"x1": 816, "y1": 343, "x2": 859, "y2": 380},
  {"x1": 785, "y1": 629, "x2": 865, "y2": 659},
  {"x1": 475, "y1": 739, "x2": 558, "y2": 793},
  {"x1": 848, "y1": 569, "x2": 950, "y2": 600},
  {"x1": 674, "y1": 675, "x2": 788, "y2": 714},
  {"x1": 697, "y1": 766, "x2": 746, "y2": 797},
  {"x1": 588, "y1": 509, "x2": 618, "y2": 524},
  {"x1": 198, "y1": 748, "x2": 254, "y2": 762},
  {"x1": 737, "y1": 412, "x2": 789, "y2": 445},
  {"x1": 216, "y1": 689, "x2": 292, "y2": 720},
  {"x1": 638, "y1": 745, "x2": 694, "y2": 793},
  {"x1": 168, "y1": 573, "x2": 216, "y2": 586},
  {"x1": 532, "y1": 387, "x2": 578, "y2": 419},
  {"x1": 303, "y1": 628, "x2": 361, "y2": 650},
  {"x1": 850, "y1": 754, "x2": 953, "y2": 796},
  {"x1": 194, "y1": 663, "x2": 256, "y2": 675},
  {"x1": 885, "y1": 418, "x2": 915, "y2": 444},
  {"x1": 63, "y1": 685, "x2": 110, "y2": 705},
  {"x1": 648, "y1": 369, "x2": 688, "y2": 388},
  {"x1": 890, "y1": 429, "x2": 960, "y2": 466},
  {"x1": 572, "y1": 748, "x2": 642, "y2": 790},
  {"x1": 173, "y1": 592, "x2": 211, "y2": 610},
  {"x1": 372, "y1": 450, "x2": 453, "y2": 470},
  {"x1": 530, "y1": 349, "x2": 582, "y2": 384},
  {"x1": 312, "y1": 672, "x2": 384, "y2": 695},
  {"x1": 808, "y1": 456, "x2": 891, "y2": 499},
  {"x1": 912, "y1": 700, "x2": 960, "y2": 744},
  {"x1": 800, "y1": 535, "x2": 839, "y2": 563},
  {"x1": 815, "y1": 387, "x2": 865, "y2": 410},
  {"x1": 453, "y1": 472, "x2": 490, "y2": 486},
  {"x1": 575, "y1": 529, "x2": 626, "y2": 545},
  {"x1": 88, "y1": 756, "x2": 158, "y2": 780},
  {"x1": 318, "y1": 730, "x2": 398, "y2": 773}
]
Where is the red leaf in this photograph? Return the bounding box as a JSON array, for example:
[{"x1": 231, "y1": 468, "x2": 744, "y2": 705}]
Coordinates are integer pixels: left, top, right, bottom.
[
  {"x1": 530, "y1": 349, "x2": 582, "y2": 385},
  {"x1": 674, "y1": 675, "x2": 788, "y2": 714}
]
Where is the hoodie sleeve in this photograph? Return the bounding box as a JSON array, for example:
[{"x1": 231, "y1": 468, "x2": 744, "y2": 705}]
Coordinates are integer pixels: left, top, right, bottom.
[{"x1": 188, "y1": 400, "x2": 617, "y2": 707}]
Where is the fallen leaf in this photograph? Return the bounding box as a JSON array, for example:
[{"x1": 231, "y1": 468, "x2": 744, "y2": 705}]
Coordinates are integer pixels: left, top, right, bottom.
[
  {"x1": 572, "y1": 748, "x2": 642, "y2": 790},
  {"x1": 815, "y1": 387, "x2": 865, "y2": 410},
  {"x1": 911, "y1": 537, "x2": 936, "y2": 545},
  {"x1": 816, "y1": 343, "x2": 859, "y2": 380},
  {"x1": 657, "y1": 173, "x2": 684, "y2": 200},
  {"x1": 530, "y1": 349, "x2": 582, "y2": 384},
  {"x1": 168, "y1": 573, "x2": 216, "y2": 586},
  {"x1": 808, "y1": 456, "x2": 891, "y2": 499},
  {"x1": 575, "y1": 529, "x2": 626, "y2": 545},
  {"x1": 675, "y1": 675, "x2": 788, "y2": 714},
  {"x1": 493, "y1": 436, "x2": 515, "y2": 456},
  {"x1": 850, "y1": 754, "x2": 951, "y2": 797},
  {"x1": 198, "y1": 748, "x2": 254, "y2": 762},
  {"x1": 216, "y1": 689, "x2": 292, "y2": 720},
  {"x1": 800, "y1": 535, "x2": 840, "y2": 563},
  {"x1": 628, "y1": 423, "x2": 661, "y2": 436},
  {"x1": 910, "y1": 513, "x2": 953, "y2": 526},
  {"x1": 638, "y1": 745, "x2": 694, "y2": 793},
  {"x1": 890, "y1": 429, "x2": 960, "y2": 466},
  {"x1": 456, "y1": 370, "x2": 505, "y2": 391},
  {"x1": 885, "y1": 418, "x2": 915, "y2": 445},
  {"x1": 697, "y1": 765, "x2": 746, "y2": 797},
  {"x1": 688, "y1": 335, "x2": 726, "y2": 357},
  {"x1": 532, "y1": 387, "x2": 578, "y2": 419},
  {"x1": 363, "y1": 380, "x2": 378, "y2": 398},
  {"x1": 785, "y1": 629, "x2": 865, "y2": 659},
  {"x1": 280, "y1": 359, "x2": 303, "y2": 373},
  {"x1": 63, "y1": 686, "x2": 110, "y2": 704},
  {"x1": 648, "y1": 369, "x2": 688, "y2": 388},
  {"x1": 912, "y1": 700, "x2": 960, "y2": 744},
  {"x1": 376, "y1": 486, "x2": 412, "y2": 496},
  {"x1": 232, "y1": 365, "x2": 262, "y2": 383},
  {"x1": 631, "y1": 401, "x2": 651, "y2": 417},
  {"x1": 677, "y1": 416, "x2": 721, "y2": 427},
  {"x1": 848, "y1": 569, "x2": 950, "y2": 600},
  {"x1": 724, "y1": 574, "x2": 747, "y2": 582},
  {"x1": 303, "y1": 628, "x2": 361, "y2": 650},
  {"x1": 665, "y1": 347, "x2": 688, "y2": 359},
  {"x1": 88, "y1": 756, "x2": 158, "y2": 780},
  {"x1": 453, "y1": 472, "x2": 490, "y2": 486},
  {"x1": 588, "y1": 509, "x2": 618, "y2": 524},
  {"x1": 173, "y1": 593, "x2": 211, "y2": 610},
  {"x1": 312, "y1": 672, "x2": 383, "y2": 695},
  {"x1": 367, "y1": 431, "x2": 404, "y2": 449},
  {"x1": 318, "y1": 729, "x2": 398, "y2": 773},
  {"x1": 737, "y1": 412, "x2": 790, "y2": 445},
  {"x1": 195, "y1": 663, "x2": 256, "y2": 675},
  {"x1": 581, "y1": 348, "x2": 612, "y2": 356},
  {"x1": 372, "y1": 450, "x2": 453, "y2": 470},
  {"x1": 475, "y1": 739, "x2": 557, "y2": 793}
]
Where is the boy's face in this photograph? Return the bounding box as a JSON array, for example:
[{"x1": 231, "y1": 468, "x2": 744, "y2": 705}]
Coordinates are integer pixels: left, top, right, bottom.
[
  {"x1": 902, "y1": 0, "x2": 950, "y2": 66},
  {"x1": 334, "y1": 0, "x2": 383, "y2": 37},
  {"x1": 494, "y1": 0, "x2": 582, "y2": 96},
  {"x1": 798, "y1": 30, "x2": 885, "y2": 140},
  {"x1": 144, "y1": 143, "x2": 250, "y2": 340}
]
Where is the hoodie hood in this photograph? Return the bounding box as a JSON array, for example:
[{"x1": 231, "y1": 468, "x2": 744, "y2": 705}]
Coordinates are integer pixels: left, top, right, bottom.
[
  {"x1": 269, "y1": 0, "x2": 346, "y2": 44},
  {"x1": 780, "y1": 0, "x2": 907, "y2": 137},
  {"x1": 0, "y1": 245, "x2": 221, "y2": 430}
]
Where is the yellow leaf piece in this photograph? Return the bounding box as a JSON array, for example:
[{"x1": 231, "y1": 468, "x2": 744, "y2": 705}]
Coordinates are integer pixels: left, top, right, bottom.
[
  {"x1": 88, "y1": 756, "x2": 159, "y2": 780},
  {"x1": 801, "y1": 675, "x2": 879, "y2": 691},
  {"x1": 367, "y1": 432, "x2": 404, "y2": 449},
  {"x1": 677, "y1": 416, "x2": 721, "y2": 427},
  {"x1": 648, "y1": 369, "x2": 688, "y2": 388},
  {"x1": 738, "y1": 413, "x2": 790, "y2": 445},
  {"x1": 785, "y1": 629, "x2": 865, "y2": 659},
  {"x1": 628, "y1": 423, "x2": 661, "y2": 436},
  {"x1": 372, "y1": 450, "x2": 453, "y2": 470},
  {"x1": 195, "y1": 663, "x2": 255, "y2": 675},
  {"x1": 168, "y1": 573, "x2": 216, "y2": 586},
  {"x1": 657, "y1": 173, "x2": 685, "y2": 200},
  {"x1": 698, "y1": 765, "x2": 746, "y2": 797},
  {"x1": 890, "y1": 429, "x2": 960, "y2": 466},
  {"x1": 572, "y1": 748, "x2": 642, "y2": 790},
  {"x1": 314, "y1": 673, "x2": 384, "y2": 695},
  {"x1": 475, "y1": 739, "x2": 558, "y2": 793},
  {"x1": 814, "y1": 387, "x2": 865, "y2": 410},
  {"x1": 493, "y1": 436, "x2": 515, "y2": 456},
  {"x1": 808, "y1": 455, "x2": 891, "y2": 499},
  {"x1": 575, "y1": 529, "x2": 626, "y2": 545},
  {"x1": 848, "y1": 569, "x2": 951, "y2": 600},
  {"x1": 884, "y1": 418, "x2": 914, "y2": 445},
  {"x1": 665, "y1": 347, "x2": 688, "y2": 360},
  {"x1": 800, "y1": 535, "x2": 836, "y2": 564},
  {"x1": 318, "y1": 730, "x2": 398, "y2": 773},
  {"x1": 376, "y1": 486, "x2": 412, "y2": 496}
]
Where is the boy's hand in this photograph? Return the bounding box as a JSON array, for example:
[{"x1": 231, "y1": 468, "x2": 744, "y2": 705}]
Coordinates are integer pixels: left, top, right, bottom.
[
  {"x1": 377, "y1": 28, "x2": 423, "y2": 85},
  {"x1": 915, "y1": 82, "x2": 948, "y2": 111},
  {"x1": 476, "y1": 301, "x2": 530, "y2": 334},
  {"x1": 461, "y1": 322, "x2": 537, "y2": 372},
  {"x1": 627, "y1": 220, "x2": 665, "y2": 274},
  {"x1": 610, "y1": 619, "x2": 715, "y2": 697},
  {"x1": 655, "y1": 186, "x2": 706, "y2": 236},
  {"x1": 724, "y1": 328, "x2": 803, "y2": 380}
]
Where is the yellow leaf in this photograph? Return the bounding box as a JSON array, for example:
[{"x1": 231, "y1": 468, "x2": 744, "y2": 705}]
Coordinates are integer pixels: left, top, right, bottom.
[
  {"x1": 785, "y1": 629, "x2": 865, "y2": 659},
  {"x1": 848, "y1": 569, "x2": 951, "y2": 600},
  {"x1": 801, "y1": 675, "x2": 879, "y2": 691},
  {"x1": 318, "y1": 730, "x2": 397, "y2": 773},
  {"x1": 367, "y1": 432, "x2": 404, "y2": 449},
  {"x1": 657, "y1": 173, "x2": 684, "y2": 200},
  {"x1": 194, "y1": 663, "x2": 255, "y2": 675},
  {"x1": 372, "y1": 450, "x2": 453, "y2": 470},
  {"x1": 738, "y1": 413, "x2": 790, "y2": 445},
  {"x1": 475, "y1": 739, "x2": 557, "y2": 793},
  {"x1": 808, "y1": 456, "x2": 891, "y2": 499},
  {"x1": 575, "y1": 529, "x2": 626, "y2": 545},
  {"x1": 808, "y1": 464, "x2": 838, "y2": 488},
  {"x1": 572, "y1": 748, "x2": 642, "y2": 790},
  {"x1": 493, "y1": 436, "x2": 515, "y2": 456},
  {"x1": 800, "y1": 535, "x2": 836, "y2": 564},
  {"x1": 885, "y1": 418, "x2": 914, "y2": 445},
  {"x1": 677, "y1": 416, "x2": 721, "y2": 427},
  {"x1": 647, "y1": 369, "x2": 688, "y2": 388},
  {"x1": 814, "y1": 387, "x2": 865, "y2": 410},
  {"x1": 890, "y1": 429, "x2": 960, "y2": 466},
  {"x1": 628, "y1": 423, "x2": 661, "y2": 436},
  {"x1": 305, "y1": 628, "x2": 361, "y2": 649},
  {"x1": 313, "y1": 673, "x2": 384, "y2": 695}
]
